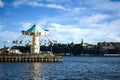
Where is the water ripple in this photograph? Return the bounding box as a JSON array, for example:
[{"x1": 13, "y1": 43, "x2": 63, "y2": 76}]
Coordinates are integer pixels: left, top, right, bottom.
[{"x1": 0, "y1": 56, "x2": 120, "y2": 80}]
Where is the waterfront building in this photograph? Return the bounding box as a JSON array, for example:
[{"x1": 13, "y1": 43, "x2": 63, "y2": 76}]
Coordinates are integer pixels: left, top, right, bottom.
[
  {"x1": 97, "y1": 42, "x2": 115, "y2": 50},
  {"x1": 9, "y1": 49, "x2": 21, "y2": 54}
]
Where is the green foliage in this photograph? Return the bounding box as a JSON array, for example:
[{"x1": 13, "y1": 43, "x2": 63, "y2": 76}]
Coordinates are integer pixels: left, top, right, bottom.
[
  {"x1": 11, "y1": 42, "x2": 120, "y2": 55},
  {"x1": 11, "y1": 46, "x2": 30, "y2": 53}
]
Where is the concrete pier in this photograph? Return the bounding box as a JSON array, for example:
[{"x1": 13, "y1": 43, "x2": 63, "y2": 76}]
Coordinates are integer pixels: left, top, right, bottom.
[{"x1": 0, "y1": 54, "x2": 62, "y2": 62}]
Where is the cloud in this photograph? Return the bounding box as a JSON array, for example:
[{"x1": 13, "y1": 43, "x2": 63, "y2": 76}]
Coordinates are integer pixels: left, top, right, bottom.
[
  {"x1": 3, "y1": 0, "x2": 120, "y2": 45},
  {"x1": 0, "y1": 31, "x2": 20, "y2": 40},
  {"x1": 0, "y1": 0, "x2": 4, "y2": 7},
  {"x1": 81, "y1": 19, "x2": 120, "y2": 43},
  {"x1": 13, "y1": 0, "x2": 66, "y2": 10},
  {"x1": 106, "y1": 20, "x2": 120, "y2": 40},
  {"x1": 71, "y1": 7, "x2": 85, "y2": 12},
  {"x1": 0, "y1": 23, "x2": 20, "y2": 42},
  {"x1": 0, "y1": 31, "x2": 21, "y2": 48},
  {"x1": 46, "y1": 0, "x2": 70, "y2": 3},
  {"x1": 13, "y1": 0, "x2": 28, "y2": 6},
  {"x1": 0, "y1": 24, "x2": 3, "y2": 30},
  {"x1": 19, "y1": 22, "x2": 32, "y2": 30},
  {"x1": 79, "y1": 14, "x2": 109, "y2": 23},
  {"x1": 47, "y1": 17, "x2": 120, "y2": 44},
  {"x1": 18, "y1": 22, "x2": 85, "y2": 43},
  {"x1": 18, "y1": 11, "x2": 120, "y2": 44},
  {"x1": 0, "y1": 18, "x2": 119, "y2": 47},
  {"x1": 47, "y1": 23, "x2": 89, "y2": 43},
  {"x1": 45, "y1": 4, "x2": 66, "y2": 10},
  {"x1": 82, "y1": 0, "x2": 120, "y2": 12},
  {"x1": 19, "y1": 19, "x2": 48, "y2": 31}
]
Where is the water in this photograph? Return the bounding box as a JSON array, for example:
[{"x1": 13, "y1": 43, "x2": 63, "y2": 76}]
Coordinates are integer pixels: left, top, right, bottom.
[{"x1": 0, "y1": 56, "x2": 120, "y2": 80}]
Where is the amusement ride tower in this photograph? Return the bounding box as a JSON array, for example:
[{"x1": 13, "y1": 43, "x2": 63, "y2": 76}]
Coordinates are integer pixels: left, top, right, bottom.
[{"x1": 21, "y1": 24, "x2": 49, "y2": 54}]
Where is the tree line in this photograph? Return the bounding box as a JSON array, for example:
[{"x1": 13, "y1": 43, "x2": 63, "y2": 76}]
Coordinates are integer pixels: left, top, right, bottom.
[{"x1": 12, "y1": 43, "x2": 120, "y2": 56}]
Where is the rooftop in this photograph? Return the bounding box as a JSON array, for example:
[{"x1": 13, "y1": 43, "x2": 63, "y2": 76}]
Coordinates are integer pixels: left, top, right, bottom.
[{"x1": 25, "y1": 24, "x2": 45, "y2": 33}]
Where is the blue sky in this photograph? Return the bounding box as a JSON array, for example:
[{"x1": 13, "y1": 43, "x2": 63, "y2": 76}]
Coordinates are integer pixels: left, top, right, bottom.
[{"x1": 0, "y1": 0, "x2": 120, "y2": 47}]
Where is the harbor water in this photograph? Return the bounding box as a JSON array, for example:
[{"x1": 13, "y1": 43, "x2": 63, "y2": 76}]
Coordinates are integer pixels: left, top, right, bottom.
[{"x1": 0, "y1": 56, "x2": 120, "y2": 80}]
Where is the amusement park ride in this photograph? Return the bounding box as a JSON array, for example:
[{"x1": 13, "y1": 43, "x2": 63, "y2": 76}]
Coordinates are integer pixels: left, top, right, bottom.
[
  {"x1": 12, "y1": 24, "x2": 56, "y2": 54},
  {"x1": 0, "y1": 24, "x2": 62, "y2": 62}
]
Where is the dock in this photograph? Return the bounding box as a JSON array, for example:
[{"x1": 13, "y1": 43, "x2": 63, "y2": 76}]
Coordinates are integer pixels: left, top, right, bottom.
[{"x1": 0, "y1": 53, "x2": 63, "y2": 62}]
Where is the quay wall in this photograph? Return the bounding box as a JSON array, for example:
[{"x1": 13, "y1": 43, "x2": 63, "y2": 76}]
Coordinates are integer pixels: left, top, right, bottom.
[{"x1": 0, "y1": 53, "x2": 63, "y2": 62}]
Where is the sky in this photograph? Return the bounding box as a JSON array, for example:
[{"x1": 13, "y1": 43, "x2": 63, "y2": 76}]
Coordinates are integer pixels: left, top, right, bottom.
[{"x1": 0, "y1": 0, "x2": 120, "y2": 47}]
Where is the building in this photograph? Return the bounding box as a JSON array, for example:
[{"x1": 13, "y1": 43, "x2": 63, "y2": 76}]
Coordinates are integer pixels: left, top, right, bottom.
[{"x1": 97, "y1": 42, "x2": 115, "y2": 50}]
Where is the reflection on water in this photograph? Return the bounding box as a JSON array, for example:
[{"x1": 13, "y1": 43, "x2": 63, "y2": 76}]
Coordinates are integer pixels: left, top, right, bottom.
[
  {"x1": 0, "y1": 57, "x2": 120, "y2": 80},
  {"x1": 32, "y1": 63, "x2": 41, "y2": 80},
  {"x1": 0, "y1": 63, "x2": 41, "y2": 80}
]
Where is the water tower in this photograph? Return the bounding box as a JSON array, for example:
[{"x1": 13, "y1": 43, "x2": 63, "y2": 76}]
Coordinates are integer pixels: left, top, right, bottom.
[{"x1": 21, "y1": 24, "x2": 49, "y2": 54}]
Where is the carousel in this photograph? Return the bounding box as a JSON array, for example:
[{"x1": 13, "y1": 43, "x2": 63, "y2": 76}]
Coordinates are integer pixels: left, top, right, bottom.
[
  {"x1": 0, "y1": 24, "x2": 62, "y2": 62},
  {"x1": 21, "y1": 24, "x2": 49, "y2": 54}
]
